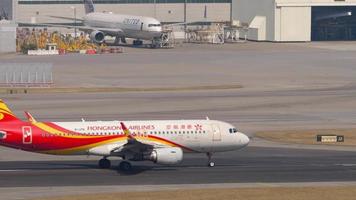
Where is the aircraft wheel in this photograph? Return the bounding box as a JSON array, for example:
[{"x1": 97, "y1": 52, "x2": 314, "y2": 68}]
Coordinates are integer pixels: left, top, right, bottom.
[
  {"x1": 98, "y1": 158, "x2": 111, "y2": 169},
  {"x1": 207, "y1": 152, "x2": 214, "y2": 167},
  {"x1": 119, "y1": 161, "x2": 132, "y2": 171}
]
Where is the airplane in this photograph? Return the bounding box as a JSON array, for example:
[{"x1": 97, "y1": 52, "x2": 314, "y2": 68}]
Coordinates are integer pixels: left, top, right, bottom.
[
  {"x1": 0, "y1": 100, "x2": 249, "y2": 171},
  {"x1": 25, "y1": 0, "x2": 164, "y2": 47}
]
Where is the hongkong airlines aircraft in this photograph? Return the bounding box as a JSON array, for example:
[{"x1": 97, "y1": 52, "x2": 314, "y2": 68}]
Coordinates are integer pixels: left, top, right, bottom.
[{"x1": 0, "y1": 100, "x2": 249, "y2": 171}]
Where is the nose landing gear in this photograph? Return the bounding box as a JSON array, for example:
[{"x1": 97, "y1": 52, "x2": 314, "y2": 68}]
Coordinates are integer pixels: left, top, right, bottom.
[{"x1": 207, "y1": 152, "x2": 215, "y2": 167}]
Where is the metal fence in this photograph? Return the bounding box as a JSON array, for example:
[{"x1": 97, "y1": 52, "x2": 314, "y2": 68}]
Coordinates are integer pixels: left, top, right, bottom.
[{"x1": 0, "y1": 63, "x2": 53, "y2": 87}]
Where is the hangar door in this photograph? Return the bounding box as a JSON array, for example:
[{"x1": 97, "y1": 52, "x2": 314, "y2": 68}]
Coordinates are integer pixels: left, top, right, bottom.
[{"x1": 312, "y1": 6, "x2": 356, "y2": 41}]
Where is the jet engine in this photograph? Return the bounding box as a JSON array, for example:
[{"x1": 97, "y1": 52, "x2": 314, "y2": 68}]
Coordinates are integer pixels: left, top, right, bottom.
[
  {"x1": 90, "y1": 30, "x2": 105, "y2": 43},
  {"x1": 144, "y1": 147, "x2": 183, "y2": 165}
]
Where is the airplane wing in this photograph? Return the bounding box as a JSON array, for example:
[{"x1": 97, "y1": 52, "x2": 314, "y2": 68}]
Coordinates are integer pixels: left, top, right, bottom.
[
  {"x1": 88, "y1": 122, "x2": 184, "y2": 166},
  {"x1": 18, "y1": 22, "x2": 124, "y2": 36},
  {"x1": 164, "y1": 21, "x2": 210, "y2": 27},
  {"x1": 109, "y1": 122, "x2": 176, "y2": 157},
  {"x1": 111, "y1": 122, "x2": 154, "y2": 155},
  {"x1": 46, "y1": 15, "x2": 84, "y2": 22}
]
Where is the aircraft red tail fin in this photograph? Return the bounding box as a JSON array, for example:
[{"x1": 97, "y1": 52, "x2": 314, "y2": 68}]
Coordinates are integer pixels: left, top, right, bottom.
[{"x1": 0, "y1": 100, "x2": 20, "y2": 122}]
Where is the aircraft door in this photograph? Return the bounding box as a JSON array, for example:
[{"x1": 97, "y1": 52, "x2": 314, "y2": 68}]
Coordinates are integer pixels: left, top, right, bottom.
[
  {"x1": 211, "y1": 124, "x2": 221, "y2": 141},
  {"x1": 22, "y1": 126, "x2": 32, "y2": 144},
  {"x1": 141, "y1": 23, "x2": 144, "y2": 31}
]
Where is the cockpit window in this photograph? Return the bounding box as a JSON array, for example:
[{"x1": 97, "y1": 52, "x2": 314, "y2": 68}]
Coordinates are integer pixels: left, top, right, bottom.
[
  {"x1": 148, "y1": 24, "x2": 161, "y2": 27},
  {"x1": 229, "y1": 128, "x2": 238, "y2": 133}
]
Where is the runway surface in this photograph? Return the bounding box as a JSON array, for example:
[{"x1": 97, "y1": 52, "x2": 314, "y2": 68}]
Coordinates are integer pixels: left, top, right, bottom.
[{"x1": 1, "y1": 146, "x2": 356, "y2": 187}]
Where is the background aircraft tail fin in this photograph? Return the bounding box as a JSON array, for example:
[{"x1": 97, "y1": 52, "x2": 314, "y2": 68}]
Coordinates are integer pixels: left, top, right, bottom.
[
  {"x1": 84, "y1": 0, "x2": 95, "y2": 14},
  {"x1": 0, "y1": 100, "x2": 20, "y2": 122}
]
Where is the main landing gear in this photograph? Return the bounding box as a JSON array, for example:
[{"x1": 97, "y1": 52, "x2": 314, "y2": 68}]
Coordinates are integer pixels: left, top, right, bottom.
[
  {"x1": 98, "y1": 157, "x2": 133, "y2": 171},
  {"x1": 119, "y1": 161, "x2": 132, "y2": 171},
  {"x1": 133, "y1": 39, "x2": 143, "y2": 46},
  {"x1": 98, "y1": 157, "x2": 111, "y2": 169},
  {"x1": 207, "y1": 152, "x2": 215, "y2": 167}
]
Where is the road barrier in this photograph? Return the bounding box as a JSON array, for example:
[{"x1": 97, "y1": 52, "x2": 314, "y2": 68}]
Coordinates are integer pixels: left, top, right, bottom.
[{"x1": 27, "y1": 49, "x2": 59, "y2": 56}]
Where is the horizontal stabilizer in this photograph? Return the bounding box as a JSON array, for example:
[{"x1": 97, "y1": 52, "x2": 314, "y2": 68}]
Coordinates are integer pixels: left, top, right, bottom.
[{"x1": 46, "y1": 15, "x2": 84, "y2": 22}]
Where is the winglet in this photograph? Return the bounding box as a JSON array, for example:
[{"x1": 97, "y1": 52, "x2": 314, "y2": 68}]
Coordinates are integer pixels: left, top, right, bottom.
[
  {"x1": 24, "y1": 111, "x2": 37, "y2": 123},
  {"x1": 120, "y1": 122, "x2": 134, "y2": 139}
]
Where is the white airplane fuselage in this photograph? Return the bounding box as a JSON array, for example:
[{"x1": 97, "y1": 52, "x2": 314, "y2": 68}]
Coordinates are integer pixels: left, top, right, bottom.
[
  {"x1": 45, "y1": 120, "x2": 249, "y2": 156},
  {"x1": 83, "y1": 12, "x2": 162, "y2": 40}
]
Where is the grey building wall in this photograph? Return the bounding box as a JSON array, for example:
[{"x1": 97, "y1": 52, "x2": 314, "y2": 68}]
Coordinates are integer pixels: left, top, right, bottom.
[
  {"x1": 15, "y1": 1, "x2": 230, "y2": 23},
  {"x1": 232, "y1": 0, "x2": 275, "y2": 41},
  {"x1": 233, "y1": 0, "x2": 356, "y2": 42},
  {"x1": 0, "y1": 21, "x2": 17, "y2": 53},
  {"x1": 0, "y1": 0, "x2": 13, "y2": 20}
]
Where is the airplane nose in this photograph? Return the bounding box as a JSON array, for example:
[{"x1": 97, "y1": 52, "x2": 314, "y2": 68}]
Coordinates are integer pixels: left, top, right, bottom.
[{"x1": 240, "y1": 133, "x2": 250, "y2": 147}]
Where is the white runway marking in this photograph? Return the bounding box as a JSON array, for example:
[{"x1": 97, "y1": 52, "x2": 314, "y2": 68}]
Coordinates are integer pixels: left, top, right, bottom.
[
  {"x1": 337, "y1": 164, "x2": 356, "y2": 167},
  {"x1": 0, "y1": 169, "x2": 27, "y2": 172}
]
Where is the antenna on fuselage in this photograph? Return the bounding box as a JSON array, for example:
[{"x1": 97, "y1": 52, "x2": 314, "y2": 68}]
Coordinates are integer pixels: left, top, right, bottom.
[{"x1": 206, "y1": 116, "x2": 210, "y2": 120}]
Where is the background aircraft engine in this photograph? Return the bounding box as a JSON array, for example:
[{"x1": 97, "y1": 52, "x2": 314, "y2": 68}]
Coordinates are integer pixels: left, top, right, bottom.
[
  {"x1": 146, "y1": 147, "x2": 183, "y2": 165},
  {"x1": 90, "y1": 31, "x2": 105, "y2": 43}
]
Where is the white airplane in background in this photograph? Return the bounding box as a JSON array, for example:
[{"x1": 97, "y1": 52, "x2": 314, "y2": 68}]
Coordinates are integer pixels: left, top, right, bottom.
[
  {"x1": 0, "y1": 100, "x2": 249, "y2": 171},
  {"x1": 27, "y1": 0, "x2": 164, "y2": 47}
]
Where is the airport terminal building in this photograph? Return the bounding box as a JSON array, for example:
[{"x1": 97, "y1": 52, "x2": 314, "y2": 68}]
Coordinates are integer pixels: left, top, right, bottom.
[
  {"x1": 13, "y1": 0, "x2": 231, "y2": 23},
  {"x1": 3, "y1": 0, "x2": 356, "y2": 42},
  {"x1": 232, "y1": 0, "x2": 356, "y2": 41}
]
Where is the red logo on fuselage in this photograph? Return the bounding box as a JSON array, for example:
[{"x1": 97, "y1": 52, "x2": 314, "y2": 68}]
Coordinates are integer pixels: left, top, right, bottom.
[{"x1": 22, "y1": 126, "x2": 32, "y2": 144}]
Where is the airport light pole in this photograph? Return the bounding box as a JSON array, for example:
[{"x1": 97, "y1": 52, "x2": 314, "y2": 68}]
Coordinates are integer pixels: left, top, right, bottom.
[
  {"x1": 70, "y1": 6, "x2": 77, "y2": 38},
  {"x1": 184, "y1": 0, "x2": 187, "y2": 24},
  {"x1": 184, "y1": 0, "x2": 187, "y2": 40},
  {"x1": 230, "y1": 0, "x2": 233, "y2": 25},
  {"x1": 154, "y1": 0, "x2": 157, "y2": 18}
]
